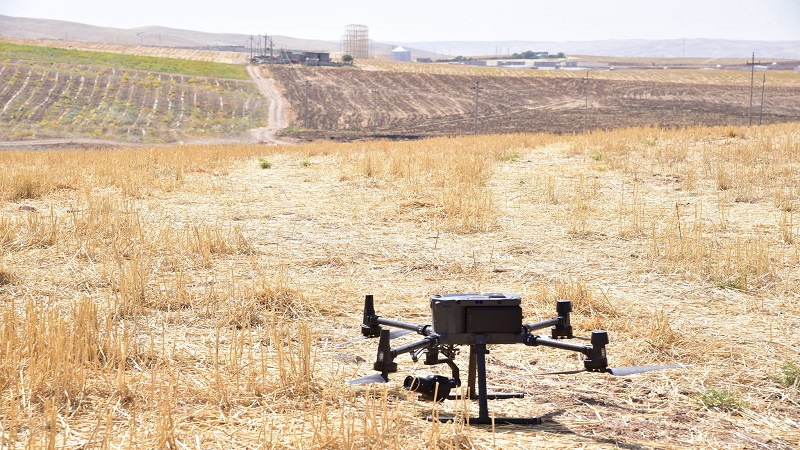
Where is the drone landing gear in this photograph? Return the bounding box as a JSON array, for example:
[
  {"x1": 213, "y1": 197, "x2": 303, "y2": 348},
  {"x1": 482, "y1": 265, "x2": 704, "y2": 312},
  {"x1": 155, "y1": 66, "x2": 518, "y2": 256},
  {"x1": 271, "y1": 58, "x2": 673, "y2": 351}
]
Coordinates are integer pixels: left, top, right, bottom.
[{"x1": 431, "y1": 340, "x2": 542, "y2": 426}]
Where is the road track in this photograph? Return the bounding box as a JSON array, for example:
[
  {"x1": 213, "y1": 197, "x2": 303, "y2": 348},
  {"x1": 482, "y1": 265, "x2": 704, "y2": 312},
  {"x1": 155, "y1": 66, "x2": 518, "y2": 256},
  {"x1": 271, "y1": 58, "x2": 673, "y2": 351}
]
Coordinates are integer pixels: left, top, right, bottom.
[{"x1": 246, "y1": 65, "x2": 293, "y2": 146}]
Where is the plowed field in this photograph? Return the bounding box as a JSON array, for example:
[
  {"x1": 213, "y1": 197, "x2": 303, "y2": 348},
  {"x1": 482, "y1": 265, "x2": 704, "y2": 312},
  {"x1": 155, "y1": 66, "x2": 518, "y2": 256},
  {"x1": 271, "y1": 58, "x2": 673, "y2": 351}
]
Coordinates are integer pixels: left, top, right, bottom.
[{"x1": 270, "y1": 65, "x2": 800, "y2": 140}]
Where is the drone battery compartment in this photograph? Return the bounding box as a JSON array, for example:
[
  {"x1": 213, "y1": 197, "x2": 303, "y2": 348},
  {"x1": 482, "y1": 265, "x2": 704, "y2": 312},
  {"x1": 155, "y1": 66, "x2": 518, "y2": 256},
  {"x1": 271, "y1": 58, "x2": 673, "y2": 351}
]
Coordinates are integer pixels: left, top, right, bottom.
[
  {"x1": 430, "y1": 293, "x2": 523, "y2": 343},
  {"x1": 466, "y1": 306, "x2": 522, "y2": 334}
]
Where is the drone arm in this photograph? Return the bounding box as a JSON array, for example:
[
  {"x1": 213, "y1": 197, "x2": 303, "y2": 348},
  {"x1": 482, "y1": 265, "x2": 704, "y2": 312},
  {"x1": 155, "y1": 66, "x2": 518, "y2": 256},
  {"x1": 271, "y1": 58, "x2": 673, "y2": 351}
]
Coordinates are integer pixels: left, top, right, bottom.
[
  {"x1": 390, "y1": 335, "x2": 439, "y2": 359},
  {"x1": 526, "y1": 330, "x2": 610, "y2": 372},
  {"x1": 523, "y1": 300, "x2": 573, "y2": 338},
  {"x1": 361, "y1": 294, "x2": 433, "y2": 337},
  {"x1": 375, "y1": 317, "x2": 433, "y2": 336},
  {"x1": 523, "y1": 318, "x2": 560, "y2": 332},
  {"x1": 525, "y1": 334, "x2": 588, "y2": 353}
]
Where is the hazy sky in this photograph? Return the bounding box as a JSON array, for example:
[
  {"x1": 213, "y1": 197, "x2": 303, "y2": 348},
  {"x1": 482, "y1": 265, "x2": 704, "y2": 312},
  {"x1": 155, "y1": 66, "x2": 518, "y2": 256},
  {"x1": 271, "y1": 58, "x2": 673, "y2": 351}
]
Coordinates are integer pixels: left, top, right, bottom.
[{"x1": 1, "y1": 0, "x2": 799, "y2": 42}]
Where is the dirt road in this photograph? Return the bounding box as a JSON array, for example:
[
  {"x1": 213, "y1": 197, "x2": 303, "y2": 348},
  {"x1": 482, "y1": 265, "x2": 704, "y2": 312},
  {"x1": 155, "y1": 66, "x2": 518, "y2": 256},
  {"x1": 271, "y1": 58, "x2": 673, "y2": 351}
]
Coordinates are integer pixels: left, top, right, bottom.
[{"x1": 246, "y1": 65, "x2": 293, "y2": 145}]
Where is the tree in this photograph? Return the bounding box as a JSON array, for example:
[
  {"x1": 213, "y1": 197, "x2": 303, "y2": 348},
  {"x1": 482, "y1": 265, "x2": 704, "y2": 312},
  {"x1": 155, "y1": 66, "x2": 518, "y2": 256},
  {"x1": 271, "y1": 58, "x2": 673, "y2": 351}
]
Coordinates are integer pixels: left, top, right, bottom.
[{"x1": 342, "y1": 54, "x2": 353, "y2": 64}]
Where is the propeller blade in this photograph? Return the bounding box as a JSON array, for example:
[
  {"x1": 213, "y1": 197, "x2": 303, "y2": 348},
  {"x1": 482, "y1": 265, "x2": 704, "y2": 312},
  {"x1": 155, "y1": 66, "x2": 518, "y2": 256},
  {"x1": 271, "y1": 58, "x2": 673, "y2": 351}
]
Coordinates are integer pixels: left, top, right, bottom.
[
  {"x1": 346, "y1": 372, "x2": 389, "y2": 385},
  {"x1": 606, "y1": 365, "x2": 683, "y2": 376},
  {"x1": 535, "y1": 364, "x2": 683, "y2": 377},
  {"x1": 534, "y1": 369, "x2": 588, "y2": 376},
  {"x1": 335, "y1": 329, "x2": 413, "y2": 348}
]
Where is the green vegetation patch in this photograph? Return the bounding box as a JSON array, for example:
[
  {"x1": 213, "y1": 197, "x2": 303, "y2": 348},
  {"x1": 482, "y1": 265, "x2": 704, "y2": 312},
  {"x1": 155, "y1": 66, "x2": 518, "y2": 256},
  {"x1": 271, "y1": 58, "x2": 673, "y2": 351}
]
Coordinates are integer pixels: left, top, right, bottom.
[
  {"x1": 772, "y1": 361, "x2": 800, "y2": 389},
  {"x1": 699, "y1": 389, "x2": 747, "y2": 411},
  {"x1": 0, "y1": 42, "x2": 248, "y2": 79}
]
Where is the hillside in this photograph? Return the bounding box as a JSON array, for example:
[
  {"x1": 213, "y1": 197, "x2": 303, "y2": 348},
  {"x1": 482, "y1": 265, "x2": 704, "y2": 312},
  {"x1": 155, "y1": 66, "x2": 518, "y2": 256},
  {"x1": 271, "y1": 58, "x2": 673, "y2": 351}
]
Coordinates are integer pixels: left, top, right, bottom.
[
  {"x1": 0, "y1": 15, "x2": 437, "y2": 59},
  {"x1": 270, "y1": 62, "x2": 800, "y2": 141},
  {"x1": 4, "y1": 37, "x2": 800, "y2": 146},
  {"x1": 0, "y1": 43, "x2": 267, "y2": 143},
  {"x1": 0, "y1": 14, "x2": 335, "y2": 51}
]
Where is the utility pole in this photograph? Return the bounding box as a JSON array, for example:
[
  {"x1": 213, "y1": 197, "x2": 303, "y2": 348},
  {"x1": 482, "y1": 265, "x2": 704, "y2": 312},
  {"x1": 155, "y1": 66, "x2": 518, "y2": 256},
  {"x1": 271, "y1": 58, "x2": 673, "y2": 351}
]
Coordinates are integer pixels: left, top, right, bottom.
[
  {"x1": 748, "y1": 52, "x2": 755, "y2": 126},
  {"x1": 372, "y1": 89, "x2": 379, "y2": 138},
  {"x1": 759, "y1": 73, "x2": 766, "y2": 126},
  {"x1": 268, "y1": 36, "x2": 274, "y2": 60},
  {"x1": 304, "y1": 80, "x2": 310, "y2": 129},
  {"x1": 472, "y1": 81, "x2": 482, "y2": 135},
  {"x1": 583, "y1": 71, "x2": 590, "y2": 132},
  {"x1": 249, "y1": 35, "x2": 254, "y2": 60}
]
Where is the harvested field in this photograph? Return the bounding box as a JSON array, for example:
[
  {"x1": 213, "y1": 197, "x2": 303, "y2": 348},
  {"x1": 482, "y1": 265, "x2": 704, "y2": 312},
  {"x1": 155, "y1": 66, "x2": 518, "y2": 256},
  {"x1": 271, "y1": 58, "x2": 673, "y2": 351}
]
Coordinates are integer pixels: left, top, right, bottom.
[
  {"x1": 0, "y1": 123, "x2": 798, "y2": 448},
  {"x1": 270, "y1": 64, "x2": 800, "y2": 140}
]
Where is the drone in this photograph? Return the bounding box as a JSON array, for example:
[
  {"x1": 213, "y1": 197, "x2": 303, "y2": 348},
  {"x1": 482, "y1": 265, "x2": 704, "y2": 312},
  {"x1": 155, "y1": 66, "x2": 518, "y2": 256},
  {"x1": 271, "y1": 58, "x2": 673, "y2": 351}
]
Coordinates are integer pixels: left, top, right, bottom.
[{"x1": 341, "y1": 293, "x2": 680, "y2": 425}]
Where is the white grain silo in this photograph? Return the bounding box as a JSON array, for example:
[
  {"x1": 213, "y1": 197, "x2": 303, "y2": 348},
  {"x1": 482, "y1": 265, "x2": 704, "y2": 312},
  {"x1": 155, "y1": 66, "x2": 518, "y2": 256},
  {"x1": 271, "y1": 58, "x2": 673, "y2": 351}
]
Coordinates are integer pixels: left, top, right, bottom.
[{"x1": 391, "y1": 46, "x2": 411, "y2": 62}]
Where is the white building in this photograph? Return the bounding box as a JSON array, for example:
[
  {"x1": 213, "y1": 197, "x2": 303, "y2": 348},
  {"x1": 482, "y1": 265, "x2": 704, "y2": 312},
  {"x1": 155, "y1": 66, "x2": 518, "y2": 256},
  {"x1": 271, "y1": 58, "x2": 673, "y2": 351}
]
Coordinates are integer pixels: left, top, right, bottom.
[{"x1": 391, "y1": 46, "x2": 411, "y2": 62}]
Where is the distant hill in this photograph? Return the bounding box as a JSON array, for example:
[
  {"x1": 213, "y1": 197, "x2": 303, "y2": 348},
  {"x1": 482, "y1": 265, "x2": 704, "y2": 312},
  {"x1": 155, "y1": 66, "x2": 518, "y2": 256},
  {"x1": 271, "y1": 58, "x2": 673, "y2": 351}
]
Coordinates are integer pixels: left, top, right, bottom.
[
  {"x1": 0, "y1": 15, "x2": 437, "y2": 59},
  {"x1": 0, "y1": 15, "x2": 338, "y2": 51},
  {"x1": 2, "y1": 15, "x2": 798, "y2": 60}
]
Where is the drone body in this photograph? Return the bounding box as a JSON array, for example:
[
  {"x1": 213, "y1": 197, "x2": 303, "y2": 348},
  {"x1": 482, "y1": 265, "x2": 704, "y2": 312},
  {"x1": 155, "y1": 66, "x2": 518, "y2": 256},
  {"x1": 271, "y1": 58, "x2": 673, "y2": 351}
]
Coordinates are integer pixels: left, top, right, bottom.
[{"x1": 346, "y1": 293, "x2": 678, "y2": 425}]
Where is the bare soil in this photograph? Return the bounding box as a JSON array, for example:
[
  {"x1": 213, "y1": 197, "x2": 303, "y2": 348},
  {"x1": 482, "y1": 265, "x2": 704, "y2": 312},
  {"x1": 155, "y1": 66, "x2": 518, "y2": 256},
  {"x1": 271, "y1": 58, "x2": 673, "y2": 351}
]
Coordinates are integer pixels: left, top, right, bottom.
[{"x1": 270, "y1": 66, "x2": 800, "y2": 140}]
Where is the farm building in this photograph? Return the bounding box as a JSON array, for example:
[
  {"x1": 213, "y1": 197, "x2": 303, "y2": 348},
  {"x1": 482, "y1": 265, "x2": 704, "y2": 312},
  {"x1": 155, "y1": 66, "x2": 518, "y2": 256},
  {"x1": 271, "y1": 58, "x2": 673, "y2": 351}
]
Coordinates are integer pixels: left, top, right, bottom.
[
  {"x1": 278, "y1": 50, "x2": 303, "y2": 64},
  {"x1": 533, "y1": 61, "x2": 560, "y2": 68},
  {"x1": 767, "y1": 61, "x2": 800, "y2": 70},
  {"x1": 578, "y1": 61, "x2": 609, "y2": 69},
  {"x1": 465, "y1": 60, "x2": 487, "y2": 66},
  {"x1": 304, "y1": 51, "x2": 331, "y2": 66},
  {"x1": 416, "y1": 57, "x2": 433, "y2": 63},
  {"x1": 391, "y1": 46, "x2": 411, "y2": 62},
  {"x1": 498, "y1": 61, "x2": 525, "y2": 66}
]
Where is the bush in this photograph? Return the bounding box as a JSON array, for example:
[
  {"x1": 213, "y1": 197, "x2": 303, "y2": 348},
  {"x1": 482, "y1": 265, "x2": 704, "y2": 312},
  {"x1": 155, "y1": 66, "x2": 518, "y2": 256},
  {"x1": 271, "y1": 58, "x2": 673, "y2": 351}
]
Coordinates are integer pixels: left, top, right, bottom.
[
  {"x1": 700, "y1": 389, "x2": 747, "y2": 411},
  {"x1": 772, "y1": 361, "x2": 800, "y2": 389}
]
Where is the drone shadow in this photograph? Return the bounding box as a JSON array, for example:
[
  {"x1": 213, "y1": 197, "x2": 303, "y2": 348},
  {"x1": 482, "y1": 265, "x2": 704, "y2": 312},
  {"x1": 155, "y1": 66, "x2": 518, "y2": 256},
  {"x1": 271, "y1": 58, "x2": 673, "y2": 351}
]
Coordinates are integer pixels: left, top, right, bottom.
[{"x1": 418, "y1": 408, "x2": 648, "y2": 450}]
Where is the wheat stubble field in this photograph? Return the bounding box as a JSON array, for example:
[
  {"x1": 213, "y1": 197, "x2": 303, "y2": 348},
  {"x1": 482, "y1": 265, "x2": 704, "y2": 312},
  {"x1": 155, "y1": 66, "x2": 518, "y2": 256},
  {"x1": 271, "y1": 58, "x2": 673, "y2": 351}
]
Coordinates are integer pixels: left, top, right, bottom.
[{"x1": 0, "y1": 123, "x2": 798, "y2": 448}]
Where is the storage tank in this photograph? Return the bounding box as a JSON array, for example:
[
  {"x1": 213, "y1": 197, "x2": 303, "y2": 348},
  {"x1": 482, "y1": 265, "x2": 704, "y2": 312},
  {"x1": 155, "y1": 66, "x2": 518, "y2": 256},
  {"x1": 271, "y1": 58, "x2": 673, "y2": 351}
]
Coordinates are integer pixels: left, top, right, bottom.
[{"x1": 391, "y1": 46, "x2": 411, "y2": 62}]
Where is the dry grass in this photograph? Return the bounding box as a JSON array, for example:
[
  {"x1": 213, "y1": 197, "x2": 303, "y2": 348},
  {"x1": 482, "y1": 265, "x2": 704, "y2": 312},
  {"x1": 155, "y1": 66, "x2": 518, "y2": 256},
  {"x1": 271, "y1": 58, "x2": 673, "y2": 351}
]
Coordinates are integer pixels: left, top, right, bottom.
[{"x1": 0, "y1": 124, "x2": 799, "y2": 448}]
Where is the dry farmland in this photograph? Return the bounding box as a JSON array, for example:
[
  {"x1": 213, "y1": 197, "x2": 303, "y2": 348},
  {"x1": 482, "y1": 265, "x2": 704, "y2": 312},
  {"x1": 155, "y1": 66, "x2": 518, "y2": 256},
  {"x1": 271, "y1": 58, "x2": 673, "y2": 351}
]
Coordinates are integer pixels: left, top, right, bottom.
[
  {"x1": 0, "y1": 41, "x2": 267, "y2": 145},
  {"x1": 0, "y1": 123, "x2": 799, "y2": 448},
  {"x1": 0, "y1": 60, "x2": 267, "y2": 143},
  {"x1": 270, "y1": 64, "x2": 800, "y2": 140}
]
